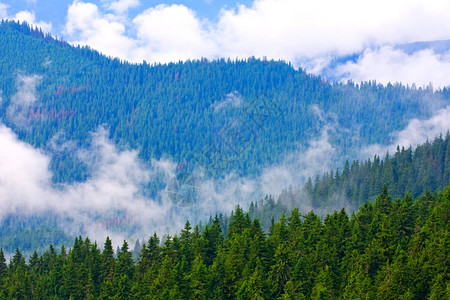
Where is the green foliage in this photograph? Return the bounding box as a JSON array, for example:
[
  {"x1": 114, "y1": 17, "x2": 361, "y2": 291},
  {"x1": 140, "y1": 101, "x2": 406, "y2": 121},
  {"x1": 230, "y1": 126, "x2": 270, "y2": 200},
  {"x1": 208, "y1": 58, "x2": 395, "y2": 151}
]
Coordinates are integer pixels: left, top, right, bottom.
[
  {"x1": 0, "y1": 214, "x2": 73, "y2": 254},
  {"x1": 251, "y1": 133, "x2": 450, "y2": 230},
  {"x1": 1, "y1": 185, "x2": 448, "y2": 299},
  {"x1": 1, "y1": 21, "x2": 449, "y2": 299},
  {"x1": 1, "y1": 20, "x2": 449, "y2": 183}
]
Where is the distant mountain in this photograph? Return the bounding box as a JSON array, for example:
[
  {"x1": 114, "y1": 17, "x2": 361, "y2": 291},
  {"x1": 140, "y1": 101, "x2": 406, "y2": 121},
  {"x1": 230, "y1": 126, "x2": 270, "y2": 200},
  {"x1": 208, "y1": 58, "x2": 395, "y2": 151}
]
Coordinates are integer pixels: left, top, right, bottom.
[
  {"x1": 395, "y1": 39, "x2": 450, "y2": 55},
  {"x1": 1, "y1": 20, "x2": 449, "y2": 183}
]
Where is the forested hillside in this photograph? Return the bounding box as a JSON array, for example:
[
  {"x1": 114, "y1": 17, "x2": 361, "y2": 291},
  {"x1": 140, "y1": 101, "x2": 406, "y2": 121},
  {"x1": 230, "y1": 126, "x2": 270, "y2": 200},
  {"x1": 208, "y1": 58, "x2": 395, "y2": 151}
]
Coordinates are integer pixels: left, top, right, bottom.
[
  {"x1": 250, "y1": 132, "x2": 450, "y2": 230},
  {"x1": 1, "y1": 20, "x2": 449, "y2": 182},
  {"x1": 1, "y1": 185, "x2": 448, "y2": 299},
  {"x1": 1, "y1": 131, "x2": 449, "y2": 255}
]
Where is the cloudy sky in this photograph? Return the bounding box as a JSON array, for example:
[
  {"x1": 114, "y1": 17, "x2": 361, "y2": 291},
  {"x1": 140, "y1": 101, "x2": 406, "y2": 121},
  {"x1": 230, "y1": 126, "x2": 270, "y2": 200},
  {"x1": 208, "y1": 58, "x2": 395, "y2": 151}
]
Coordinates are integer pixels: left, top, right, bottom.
[{"x1": 1, "y1": 0, "x2": 450, "y2": 87}]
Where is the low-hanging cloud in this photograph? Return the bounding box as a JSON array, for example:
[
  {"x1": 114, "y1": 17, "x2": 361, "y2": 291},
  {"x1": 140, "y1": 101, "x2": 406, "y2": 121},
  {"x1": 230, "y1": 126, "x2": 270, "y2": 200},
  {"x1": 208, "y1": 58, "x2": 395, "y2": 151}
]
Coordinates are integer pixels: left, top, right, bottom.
[
  {"x1": 362, "y1": 105, "x2": 450, "y2": 159},
  {"x1": 7, "y1": 73, "x2": 42, "y2": 127},
  {"x1": 11, "y1": 73, "x2": 41, "y2": 107},
  {"x1": 0, "y1": 124, "x2": 52, "y2": 214},
  {"x1": 260, "y1": 125, "x2": 335, "y2": 198},
  {"x1": 213, "y1": 91, "x2": 243, "y2": 112},
  {"x1": 0, "y1": 80, "x2": 340, "y2": 247},
  {"x1": 0, "y1": 123, "x2": 178, "y2": 245}
]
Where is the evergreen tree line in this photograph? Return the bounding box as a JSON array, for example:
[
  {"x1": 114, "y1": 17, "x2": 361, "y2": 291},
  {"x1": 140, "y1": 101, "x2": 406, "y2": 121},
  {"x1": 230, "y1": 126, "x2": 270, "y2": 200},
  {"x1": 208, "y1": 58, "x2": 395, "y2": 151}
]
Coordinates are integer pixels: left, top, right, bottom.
[
  {"x1": 1, "y1": 130, "x2": 450, "y2": 258},
  {"x1": 250, "y1": 132, "x2": 450, "y2": 230},
  {"x1": 306, "y1": 132, "x2": 450, "y2": 208},
  {"x1": 1, "y1": 185, "x2": 448, "y2": 299}
]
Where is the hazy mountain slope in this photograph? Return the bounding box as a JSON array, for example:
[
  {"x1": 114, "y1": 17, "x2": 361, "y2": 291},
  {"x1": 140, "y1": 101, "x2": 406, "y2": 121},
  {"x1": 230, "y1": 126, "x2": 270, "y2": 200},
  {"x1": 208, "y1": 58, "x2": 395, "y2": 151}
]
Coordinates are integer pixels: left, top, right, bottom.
[
  {"x1": 1, "y1": 20, "x2": 449, "y2": 183},
  {"x1": 250, "y1": 133, "x2": 450, "y2": 230},
  {"x1": 1, "y1": 184, "x2": 448, "y2": 299}
]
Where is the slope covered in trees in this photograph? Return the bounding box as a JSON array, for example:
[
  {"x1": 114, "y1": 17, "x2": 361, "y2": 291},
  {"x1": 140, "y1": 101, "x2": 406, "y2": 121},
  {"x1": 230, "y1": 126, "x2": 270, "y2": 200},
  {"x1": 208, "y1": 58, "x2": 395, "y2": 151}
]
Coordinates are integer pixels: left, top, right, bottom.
[
  {"x1": 1, "y1": 20, "x2": 450, "y2": 183},
  {"x1": 1, "y1": 129, "x2": 449, "y2": 256},
  {"x1": 250, "y1": 132, "x2": 450, "y2": 230},
  {"x1": 1, "y1": 185, "x2": 449, "y2": 299},
  {"x1": 0, "y1": 214, "x2": 73, "y2": 255},
  {"x1": 305, "y1": 133, "x2": 450, "y2": 208}
]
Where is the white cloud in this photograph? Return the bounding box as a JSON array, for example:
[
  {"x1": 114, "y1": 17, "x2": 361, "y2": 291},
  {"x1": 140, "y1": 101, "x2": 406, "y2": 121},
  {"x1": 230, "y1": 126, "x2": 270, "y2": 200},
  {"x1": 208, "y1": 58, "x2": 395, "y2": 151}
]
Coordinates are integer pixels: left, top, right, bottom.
[
  {"x1": 336, "y1": 47, "x2": 450, "y2": 88},
  {"x1": 213, "y1": 0, "x2": 450, "y2": 64},
  {"x1": 14, "y1": 10, "x2": 52, "y2": 32},
  {"x1": 133, "y1": 4, "x2": 217, "y2": 63},
  {"x1": 0, "y1": 2, "x2": 52, "y2": 33},
  {"x1": 0, "y1": 125, "x2": 52, "y2": 215},
  {"x1": 11, "y1": 74, "x2": 41, "y2": 107},
  {"x1": 213, "y1": 91, "x2": 242, "y2": 112},
  {"x1": 261, "y1": 125, "x2": 335, "y2": 197},
  {"x1": 65, "y1": 1, "x2": 140, "y2": 60},
  {"x1": 0, "y1": 122, "x2": 175, "y2": 244},
  {"x1": 7, "y1": 74, "x2": 42, "y2": 126},
  {"x1": 362, "y1": 106, "x2": 450, "y2": 158},
  {"x1": 105, "y1": 0, "x2": 140, "y2": 15},
  {"x1": 0, "y1": 2, "x2": 8, "y2": 18},
  {"x1": 61, "y1": 0, "x2": 450, "y2": 86}
]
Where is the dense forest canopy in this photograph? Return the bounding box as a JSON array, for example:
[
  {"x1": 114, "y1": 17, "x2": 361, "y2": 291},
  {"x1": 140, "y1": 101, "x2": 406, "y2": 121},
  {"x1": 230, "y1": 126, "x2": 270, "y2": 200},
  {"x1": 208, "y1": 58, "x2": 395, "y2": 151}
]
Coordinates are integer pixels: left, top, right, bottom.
[
  {"x1": 1, "y1": 128, "x2": 449, "y2": 265},
  {"x1": 0, "y1": 184, "x2": 449, "y2": 299},
  {"x1": 250, "y1": 132, "x2": 450, "y2": 230}
]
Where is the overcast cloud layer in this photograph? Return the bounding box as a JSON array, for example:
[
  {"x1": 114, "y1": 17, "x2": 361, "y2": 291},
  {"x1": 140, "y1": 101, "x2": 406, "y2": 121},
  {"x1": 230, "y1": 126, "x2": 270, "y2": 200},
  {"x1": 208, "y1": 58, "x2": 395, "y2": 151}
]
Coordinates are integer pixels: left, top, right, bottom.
[{"x1": 2, "y1": 0, "x2": 450, "y2": 87}]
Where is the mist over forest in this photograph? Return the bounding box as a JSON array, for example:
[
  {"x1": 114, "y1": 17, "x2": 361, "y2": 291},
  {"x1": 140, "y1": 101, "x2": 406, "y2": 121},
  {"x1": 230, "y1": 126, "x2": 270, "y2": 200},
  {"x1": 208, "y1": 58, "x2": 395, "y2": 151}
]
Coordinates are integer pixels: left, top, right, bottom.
[{"x1": 0, "y1": 13, "x2": 449, "y2": 299}]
